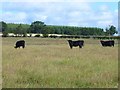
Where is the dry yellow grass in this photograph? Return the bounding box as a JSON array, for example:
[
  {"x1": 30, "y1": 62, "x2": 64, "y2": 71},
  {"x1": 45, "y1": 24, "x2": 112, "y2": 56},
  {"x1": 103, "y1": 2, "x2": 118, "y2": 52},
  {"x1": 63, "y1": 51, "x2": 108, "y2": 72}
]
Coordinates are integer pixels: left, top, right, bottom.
[{"x1": 2, "y1": 37, "x2": 118, "y2": 88}]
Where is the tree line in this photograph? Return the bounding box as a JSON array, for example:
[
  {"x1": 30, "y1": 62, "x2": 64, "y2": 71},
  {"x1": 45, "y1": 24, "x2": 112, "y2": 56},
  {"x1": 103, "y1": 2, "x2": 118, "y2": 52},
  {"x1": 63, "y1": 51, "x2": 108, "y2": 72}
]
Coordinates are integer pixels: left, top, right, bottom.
[{"x1": 0, "y1": 21, "x2": 118, "y2": 37}]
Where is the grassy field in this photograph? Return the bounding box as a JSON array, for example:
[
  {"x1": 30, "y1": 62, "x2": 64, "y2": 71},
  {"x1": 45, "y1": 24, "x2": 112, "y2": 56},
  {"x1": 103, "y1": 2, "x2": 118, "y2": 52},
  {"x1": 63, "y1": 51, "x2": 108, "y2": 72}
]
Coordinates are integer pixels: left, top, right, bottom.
[{"x1": 2, "y1": 37, "x2": 118, "y2": 88}]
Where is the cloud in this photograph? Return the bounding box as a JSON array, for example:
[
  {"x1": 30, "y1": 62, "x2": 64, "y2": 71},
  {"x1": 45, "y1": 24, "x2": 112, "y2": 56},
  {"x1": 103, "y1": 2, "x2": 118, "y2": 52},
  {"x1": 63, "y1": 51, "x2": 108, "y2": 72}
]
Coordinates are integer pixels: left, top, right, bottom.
[
  {"x1": 1, "y1": 1, "x2": 118, "y2": 30},
  {"x1": 2, "y1": 12, "x2": 28, "y2": 23},
  {"x1": 31, "y1": 13, "x2": 48, "y2": 21},
  {"x1": 99, "y1": 5, "x2": 109, "y2": 11},
  {"x1": 97, "y1": 20, "x2": 113, "y2": 26}
]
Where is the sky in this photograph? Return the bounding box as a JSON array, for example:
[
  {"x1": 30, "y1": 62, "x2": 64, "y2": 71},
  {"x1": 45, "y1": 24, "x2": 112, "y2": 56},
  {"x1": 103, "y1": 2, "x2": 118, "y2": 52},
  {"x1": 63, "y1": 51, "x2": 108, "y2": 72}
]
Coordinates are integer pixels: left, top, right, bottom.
[{"x1": 0, "y1": 0, "x2": 119, "y2": 33}]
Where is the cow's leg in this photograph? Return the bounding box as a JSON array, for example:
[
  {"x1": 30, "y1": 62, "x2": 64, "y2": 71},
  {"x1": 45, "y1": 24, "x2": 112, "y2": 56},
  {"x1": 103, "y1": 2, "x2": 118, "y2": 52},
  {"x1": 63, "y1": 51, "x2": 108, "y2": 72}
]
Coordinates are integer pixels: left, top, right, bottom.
[
  {"x1": 69, "y1": 45, "x2": 72, "y2": 49},
  {"x1": 22, "y1": 45, "x2": 25, "y2": 48},
  {"x1": 111, "y1": 43, "x2": 114, "y2": 47},
  {"x1": 79, "y1": 45, "x2": 82, "y2": 48},
  {"x1": 14, "y1": 46, "x2": 17, "y2": 49}
]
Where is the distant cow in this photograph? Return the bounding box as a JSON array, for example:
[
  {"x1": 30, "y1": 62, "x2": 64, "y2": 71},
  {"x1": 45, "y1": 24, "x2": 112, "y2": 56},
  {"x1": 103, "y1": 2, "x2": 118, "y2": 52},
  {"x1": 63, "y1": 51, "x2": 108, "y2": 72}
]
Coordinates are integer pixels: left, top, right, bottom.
[
  {"x1": 14, "y1": 40, "x2": 25, "y2": 49},
  {"x1": 67, "y1": 40, "x2": 84, "y2": 49},
  {"x1": 100, "y1": 40, "x2": 114, "y2": 47}
]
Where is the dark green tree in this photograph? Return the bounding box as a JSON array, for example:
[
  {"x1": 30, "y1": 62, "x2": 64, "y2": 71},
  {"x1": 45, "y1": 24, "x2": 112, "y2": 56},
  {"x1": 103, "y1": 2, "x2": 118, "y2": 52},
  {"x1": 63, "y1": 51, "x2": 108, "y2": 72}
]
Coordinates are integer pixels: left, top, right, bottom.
[
  {"x1": 1, "y1": 21, "x2": 7, "y2": 32},
  {"x1": 29, "y1": 21, "x2": 46, "y2": 33},
  {"x1": 14, "y1": 24, "x2": 27, "y2": 36},
  {"x1": 105, "y1": 25, "x2": 118, "y2": 36},
  {"x1": 0, "y1": 21, "x2": 8, "y2": 36}
]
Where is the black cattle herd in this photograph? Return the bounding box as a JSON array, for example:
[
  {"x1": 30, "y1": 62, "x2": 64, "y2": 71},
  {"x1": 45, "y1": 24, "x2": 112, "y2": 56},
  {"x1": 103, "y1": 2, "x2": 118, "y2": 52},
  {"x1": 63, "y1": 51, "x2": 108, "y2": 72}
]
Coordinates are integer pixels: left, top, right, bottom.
[{"x1": 14, "y1": 39, "x2": 115, "y2": 49}]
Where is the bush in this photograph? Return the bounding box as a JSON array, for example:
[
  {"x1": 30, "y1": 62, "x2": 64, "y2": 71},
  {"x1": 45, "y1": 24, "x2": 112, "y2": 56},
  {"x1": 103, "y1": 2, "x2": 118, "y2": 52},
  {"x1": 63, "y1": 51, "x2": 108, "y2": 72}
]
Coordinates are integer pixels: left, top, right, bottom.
[
  {"x1": 43, "y1": 34, "x2": 48, "y2": 38},
  {"x1": 49, "y1": 35, "x2": 58, "y2": 38},
  {"x1": 34, "y1": 34, "x2": 40, "y2": 37}
]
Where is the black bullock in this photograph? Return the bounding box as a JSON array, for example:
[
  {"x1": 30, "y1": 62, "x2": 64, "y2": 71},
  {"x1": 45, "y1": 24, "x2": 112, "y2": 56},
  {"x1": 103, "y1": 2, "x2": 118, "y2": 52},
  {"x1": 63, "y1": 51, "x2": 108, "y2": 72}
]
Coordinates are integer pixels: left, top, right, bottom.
[
  {"x1": 67, "y1": 40, "x2": 84, "y2": 49},
  {"x1": 14, "y1": 40, "x2": 25, "y2": 49},
  {"x1": 100, "y1": 40, "x2": 114, "y2": 47}
]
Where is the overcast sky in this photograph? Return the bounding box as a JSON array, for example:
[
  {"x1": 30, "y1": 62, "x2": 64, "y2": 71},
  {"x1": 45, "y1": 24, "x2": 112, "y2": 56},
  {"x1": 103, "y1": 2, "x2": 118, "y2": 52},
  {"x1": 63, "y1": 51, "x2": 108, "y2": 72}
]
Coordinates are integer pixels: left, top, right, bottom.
[{"x1": 0, "y1": 0, "x2": 119, "y2": 32}]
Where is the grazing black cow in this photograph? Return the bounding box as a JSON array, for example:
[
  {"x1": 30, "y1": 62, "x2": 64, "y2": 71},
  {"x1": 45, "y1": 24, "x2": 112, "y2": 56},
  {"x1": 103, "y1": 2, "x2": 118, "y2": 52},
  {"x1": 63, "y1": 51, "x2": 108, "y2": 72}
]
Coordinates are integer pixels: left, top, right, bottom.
[
  {"x1": 100, "y1": 40, "x2": 114, "y2": 47},
  {"x1": 14, "y1": 40, "x2": 25, "y2": 49},
  {"x1": 67, "y1": 40, "x2": 84, "y2": 49}
]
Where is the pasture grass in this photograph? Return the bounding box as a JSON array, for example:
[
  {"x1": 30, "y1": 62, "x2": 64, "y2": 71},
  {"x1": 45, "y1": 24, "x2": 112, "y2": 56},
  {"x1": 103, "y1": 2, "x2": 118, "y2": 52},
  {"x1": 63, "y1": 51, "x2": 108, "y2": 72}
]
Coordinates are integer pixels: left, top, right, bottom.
[{"x1": 2, "y1": 37, "x2": 118, "y2": 88}]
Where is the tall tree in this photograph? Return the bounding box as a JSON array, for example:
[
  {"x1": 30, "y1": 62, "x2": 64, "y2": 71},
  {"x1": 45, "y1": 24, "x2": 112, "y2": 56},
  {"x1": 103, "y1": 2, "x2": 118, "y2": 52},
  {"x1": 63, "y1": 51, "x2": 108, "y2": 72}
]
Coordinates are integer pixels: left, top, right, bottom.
[
  {"x1": 1, "y1": 21, "x2": 8, "y2": 36},
  {"x1": 14, "y1": 24, "x2": 26, "y2": 36},
  {"x1": 29, "y1": 21, "x2": 46, "y2": 33},
  {"x1": 1, "y1": 21, "x2": 7, "y2": 32},
  {"x1": 105, "y1": 25, "x2": 118, "y2": 36}
]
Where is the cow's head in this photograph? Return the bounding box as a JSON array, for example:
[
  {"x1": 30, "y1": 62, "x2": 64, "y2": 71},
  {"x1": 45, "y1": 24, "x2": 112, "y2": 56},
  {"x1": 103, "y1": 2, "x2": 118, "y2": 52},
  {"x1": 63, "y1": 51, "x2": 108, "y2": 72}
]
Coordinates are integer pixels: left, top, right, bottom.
[{"x1": 67, "y1": 40, "x2": 73, "y2": 49}]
